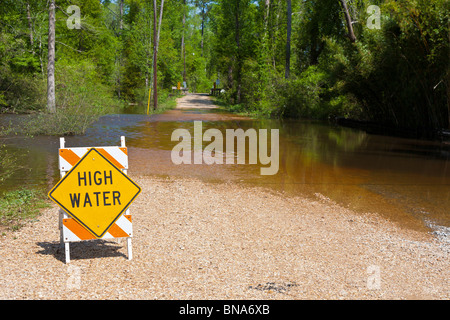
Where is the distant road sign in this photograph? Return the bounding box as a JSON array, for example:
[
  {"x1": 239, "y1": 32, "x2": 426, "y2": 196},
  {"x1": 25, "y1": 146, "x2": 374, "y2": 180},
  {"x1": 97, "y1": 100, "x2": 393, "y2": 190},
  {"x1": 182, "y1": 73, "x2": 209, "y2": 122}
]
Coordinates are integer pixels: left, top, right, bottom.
[{"x1": 49, "y1": 148, "x2": 141, "y2": 239}]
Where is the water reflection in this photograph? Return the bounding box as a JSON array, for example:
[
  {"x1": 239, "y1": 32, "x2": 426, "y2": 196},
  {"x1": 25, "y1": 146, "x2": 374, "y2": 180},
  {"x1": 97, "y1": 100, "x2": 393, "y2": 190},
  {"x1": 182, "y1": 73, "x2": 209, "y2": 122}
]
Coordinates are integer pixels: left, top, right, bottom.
[{"x1": 1, "y1": 100, "x2": 450, "y2": 233}]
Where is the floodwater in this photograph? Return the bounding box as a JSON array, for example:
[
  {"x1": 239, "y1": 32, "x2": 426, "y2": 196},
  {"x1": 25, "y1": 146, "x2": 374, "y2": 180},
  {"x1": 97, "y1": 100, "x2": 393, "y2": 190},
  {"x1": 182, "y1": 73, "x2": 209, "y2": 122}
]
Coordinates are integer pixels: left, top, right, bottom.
[{"x1": 1, "y1": 94, "x2": 450, "y2": 236}]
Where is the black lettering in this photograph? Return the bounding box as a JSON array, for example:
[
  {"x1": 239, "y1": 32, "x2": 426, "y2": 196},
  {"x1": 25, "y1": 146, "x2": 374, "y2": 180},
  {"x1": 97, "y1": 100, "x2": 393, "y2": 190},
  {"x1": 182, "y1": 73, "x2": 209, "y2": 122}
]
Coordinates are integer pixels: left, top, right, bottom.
[
  {"x1": 69, "y1": 193, "x2": 80, "y2": 208},
  {"x1": 93, "y1": 171, "x2": 102, "y2": 185},
  {"x1": 103, "y1": 191, "x2": 111, "y2": 206},
  {"x1": 77, "y1": 172, "x2": 87, "y2": 186},
  {"x1": 93, "y1": 192, "x2": 101, "y2": 206},
  {"x1": 104, "y1": 170, "x2": 113, "y2": 185},
  {"x1": 83, "y1": 192, "x2": 92, "y2": 207},
  {"x1": 112, "y1": 191, "x2": 121, "y2": 205},
  {"x1": 88, "y1": 171, "x2": 92, "y2": 186}
]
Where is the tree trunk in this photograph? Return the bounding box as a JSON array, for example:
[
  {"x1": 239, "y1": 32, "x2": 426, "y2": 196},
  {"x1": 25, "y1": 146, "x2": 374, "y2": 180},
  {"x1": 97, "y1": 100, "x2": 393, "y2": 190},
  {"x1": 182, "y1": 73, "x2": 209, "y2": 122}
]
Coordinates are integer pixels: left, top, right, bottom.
[
  {"x1": 339, "y1": 0, "x2": 356, "y2": 43},
  {"x1": 447, "y1": 22, "x2": 450, "y2": 129},
  {"x1": 116, "y1": 0, "x2": 124, "y2": 97},
  {"x1": 26, "y1": 3, "x2": 34, "y2": 49},
  {"x1": 119, "y1": 0, "x2": 124, "y2": 30},
  {"x1": 264, "y1": 0, "x2": 270, "y2": 32},
  {"x1": 181, "y1": 0, "x2": 186, "y2": 82},
  {"x1": 153, "y1": 0, "x2": 158, "y2": 110},
  {"x1": 285, "y1": 0, "x2": 291, "y2": 79},
  {"x1": 200, "y1": 5, "x2": 205, "y2": 57},
  {"x1": 447, "y1": 76, "x2": 450, "y2": 130},
  {"x1": 272, "y1": 0, "x2": 282, "y2": 69},
  {"x1": 157, "y1": 1, "x2": 165, "y2": 48},
  {"x1": 39, "y1": 35, "x2": 44, "y2": 75},
  {"x1": 47, "y1": 0, "x2": 56, "y2": 114},
  {"x1": 235, "y1": 0, "x2": 241, "y2": 104},
  {"x1": 261, "y1": 0, "x2": 270, "y2": 65},
  {"x1": 227, "y1": 64, "x2": 233, "y2": 90},
  {"x1": 183, "y1": 42, "x2": 186, "y2": 83},
  {"x1": 152, "y1": 0, "x2": 165, "y2": 109}
]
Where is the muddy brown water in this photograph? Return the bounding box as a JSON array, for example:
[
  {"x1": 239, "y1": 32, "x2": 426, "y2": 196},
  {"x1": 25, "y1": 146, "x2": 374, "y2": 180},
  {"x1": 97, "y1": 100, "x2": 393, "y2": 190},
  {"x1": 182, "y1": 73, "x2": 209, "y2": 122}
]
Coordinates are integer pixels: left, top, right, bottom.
[{"x1": 1, "y1": 94, "x2": 450, "y2": 237}]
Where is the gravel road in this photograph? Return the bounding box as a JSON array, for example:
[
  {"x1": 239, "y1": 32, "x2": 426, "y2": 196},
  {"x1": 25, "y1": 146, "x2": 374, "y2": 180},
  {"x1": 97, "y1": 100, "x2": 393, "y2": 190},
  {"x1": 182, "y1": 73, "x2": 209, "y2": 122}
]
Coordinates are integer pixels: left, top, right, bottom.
[
  {"x1": 0, "y1": 176, "x2": 448, "y2": 299},
  {"x1": 1, "y1": 94, "x2": 448, "y2": 299}
]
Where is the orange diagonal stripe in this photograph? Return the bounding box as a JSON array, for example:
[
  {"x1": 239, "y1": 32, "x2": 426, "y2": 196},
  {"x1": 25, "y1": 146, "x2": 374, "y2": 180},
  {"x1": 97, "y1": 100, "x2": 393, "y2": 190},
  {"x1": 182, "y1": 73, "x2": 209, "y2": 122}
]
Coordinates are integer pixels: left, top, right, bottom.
[
  {"x1": 59, "y1": 149, "x2": 81, "y2": 166},
  {"x1": 63, "y1": 218, "x2": 95, "y2": 240},
  {"x1": 107, "y1": 223, "x2": 129, "y2": 238},
  {"x1": 120, "y1": 147, "x2": 127, "y2": 155},
  {"x1": 96, "y1": 148, "x2": 124, "y2": 169}
]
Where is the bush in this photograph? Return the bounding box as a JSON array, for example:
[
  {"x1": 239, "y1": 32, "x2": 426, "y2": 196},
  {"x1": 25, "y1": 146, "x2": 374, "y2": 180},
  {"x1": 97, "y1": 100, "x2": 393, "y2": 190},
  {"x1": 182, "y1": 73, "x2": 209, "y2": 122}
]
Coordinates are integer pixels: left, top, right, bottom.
[
  {"x1": 269, "y1": 66, "x2": 326, "y2": 119},
  {"x1": 0, "y1": 73, "x2": 46, "y2": 113},
  {"x1": 23, "y1": 60, "x2": 123, "y2": 136},
  {"x1": 0, "y1": 29, "x2": 45, "y2": 113},
  {"x1": 328, "y1": 0, "x2": 450, "y2": 132}
]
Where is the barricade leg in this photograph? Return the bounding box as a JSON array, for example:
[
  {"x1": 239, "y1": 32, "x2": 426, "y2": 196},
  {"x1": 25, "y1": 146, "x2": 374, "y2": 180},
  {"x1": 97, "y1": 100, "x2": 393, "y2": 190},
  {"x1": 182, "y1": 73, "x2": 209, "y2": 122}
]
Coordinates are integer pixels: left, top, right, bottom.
[
  {"x1": 65, "y1": 242, "x2": 70, "y2": 263},
  {"x1": 59, "y1": 210, "x2": 64, "y2": 248},
  {"x1": 127, "y1": 237, "x2": 132, "y2": 260}
]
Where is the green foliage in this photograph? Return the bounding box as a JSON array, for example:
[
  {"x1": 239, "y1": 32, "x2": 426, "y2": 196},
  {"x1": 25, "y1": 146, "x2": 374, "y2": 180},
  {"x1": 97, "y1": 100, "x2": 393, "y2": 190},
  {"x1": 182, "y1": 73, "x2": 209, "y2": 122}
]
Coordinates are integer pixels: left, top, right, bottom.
[
  {"x1": 0, "y1": 145, "x2": 17, "y2": 183},
  {"x1": 0, "y1": 0, "x2": 448, "y2": 136},
  {"x1": 209, "y1": 0, "x2": 258, "y2": 102},
  {"x1": 0, "y1": 20, "x2": 45, "y2": 113},
  {"x1": 212, "y1": 0, "x2": 449, "y2": 136},
  {"x1": 335, "y1": 0, "x2": 450, "y2": 133},
  {"x1": 275, "y1": 66, "x2": 326, "y2": 118},
  {"x1": 23, "y1": 60, "x2": 122, "y2": 135},
  {"x1": 0, "y1": 188, "x2": 49, "y2": 231},
  {"x1": 0, "y1": 73, "x2": 46, "y2": 113}
]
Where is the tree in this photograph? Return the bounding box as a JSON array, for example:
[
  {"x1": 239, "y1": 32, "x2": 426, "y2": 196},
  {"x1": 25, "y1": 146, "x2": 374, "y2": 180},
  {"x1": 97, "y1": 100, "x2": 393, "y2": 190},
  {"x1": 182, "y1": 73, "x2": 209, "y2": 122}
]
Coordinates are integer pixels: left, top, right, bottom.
[
  {"x1": 181, "y1": 0, "x2": 187, "y2": 83},
  {"x1": 47, "y1": 0, "x2": 56, "y2": 113},
  {"x1": 1, "y1": 0, "x2": 448, "y2": 136},
  {"x1": 339, "y1": 0, "x2": 356, "y2": 43},
  {"x1": 194, "y1": 0, "x2": 212, "y2": 57},
  {"x1": 285, "y1": 0, "x2": 291, "y2": 79},
  {"x1": 211, "y1": 0, "x2": 256, "y2": 103},
  {"x1": 153, "y1": 0, "x2": 165, "y2": 110},
  {"x1": 119, "y1": 0, "x2": 124, "y2": 30},
  {"x1": 26, "y1": 3, "x2": 34, "y2": 50},
  {"x1": 153, "y1": 0, "x2": 158, "y2": 109}
]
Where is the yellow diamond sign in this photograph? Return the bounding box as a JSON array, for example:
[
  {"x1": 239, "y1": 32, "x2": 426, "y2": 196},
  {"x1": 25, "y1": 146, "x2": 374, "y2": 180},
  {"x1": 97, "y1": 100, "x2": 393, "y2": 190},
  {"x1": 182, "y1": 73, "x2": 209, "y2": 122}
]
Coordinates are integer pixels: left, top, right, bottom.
[{"x1": 48, "y1": 148, "x2": 141, "y2": 238}]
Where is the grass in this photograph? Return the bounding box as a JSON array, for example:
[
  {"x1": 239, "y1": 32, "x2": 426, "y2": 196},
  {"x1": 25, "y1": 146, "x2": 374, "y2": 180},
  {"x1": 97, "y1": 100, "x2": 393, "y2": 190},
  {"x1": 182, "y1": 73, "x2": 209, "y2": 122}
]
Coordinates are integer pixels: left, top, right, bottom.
[
  {"x1": 211, "y1": 96, "x2": 267, "y2": 119},
  {"x1": 129, "y1": 90, "x2": 181, "y2": 115},
  {"x1": 0, "y1": 188, "x2": 49, "y2": 232},
  {"x1": 0, "y1": 145, "x2": 18, "y2": 183},
  {"x1": 154, "y1": 92, "x2": 179, "y2": 112}
]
